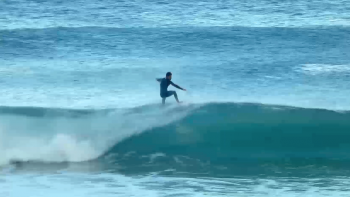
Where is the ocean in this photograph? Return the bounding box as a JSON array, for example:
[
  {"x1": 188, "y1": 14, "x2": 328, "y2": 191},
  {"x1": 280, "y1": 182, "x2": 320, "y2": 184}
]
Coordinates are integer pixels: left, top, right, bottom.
[{"x1": 1, "y1": 0, "x2": 350, "y2": 196}]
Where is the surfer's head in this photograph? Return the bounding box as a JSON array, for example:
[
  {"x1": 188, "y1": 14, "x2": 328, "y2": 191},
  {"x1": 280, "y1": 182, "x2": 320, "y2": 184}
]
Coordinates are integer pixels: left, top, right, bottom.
[{"x1": 166, "y1": 72, "x2": 172, "y2": 80}]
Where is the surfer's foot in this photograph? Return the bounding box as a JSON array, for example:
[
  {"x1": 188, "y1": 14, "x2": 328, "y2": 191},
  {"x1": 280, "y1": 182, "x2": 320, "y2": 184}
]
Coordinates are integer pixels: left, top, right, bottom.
[{"x1": 177, "y1": 101, "x2": 182, "y2": 104}]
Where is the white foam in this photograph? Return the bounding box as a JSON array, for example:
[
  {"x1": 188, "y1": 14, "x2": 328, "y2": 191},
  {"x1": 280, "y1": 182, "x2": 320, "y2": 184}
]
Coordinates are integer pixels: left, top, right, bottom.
[
  {"x1": 0, "y1": 105, "x2": 196, "y2": 166},
  {"x1": 0, "y1": 133, "x2": 99, "y2": 165},
  {"x1": 299, "y1": 64, "x2": 350, "y2": 75},
  {"x1": 141, "y1": 153, "x2": 167, "y2": 163},
  {"x1": 1, "y1": 173, "x2": 350, "y2": 197}
]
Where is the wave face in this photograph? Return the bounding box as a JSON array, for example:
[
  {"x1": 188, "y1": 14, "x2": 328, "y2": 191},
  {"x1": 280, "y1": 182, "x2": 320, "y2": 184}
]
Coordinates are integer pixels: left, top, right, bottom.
[
  {"x1": 103, "y1": 103, "x2": 350, "y2": 175},
  {"x1": 2, "y1": 103, "x2": 350, "y2": 175}
]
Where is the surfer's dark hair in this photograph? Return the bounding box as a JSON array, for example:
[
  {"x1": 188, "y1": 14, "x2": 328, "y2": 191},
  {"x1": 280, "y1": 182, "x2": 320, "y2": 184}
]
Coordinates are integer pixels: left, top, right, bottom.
[{"x1": 166, "y1": 72, "x2": 172, "y2": 77}]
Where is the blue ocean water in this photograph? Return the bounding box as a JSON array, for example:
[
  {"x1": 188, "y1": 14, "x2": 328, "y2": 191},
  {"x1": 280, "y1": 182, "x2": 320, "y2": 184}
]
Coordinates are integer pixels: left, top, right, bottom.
[{"x1": 1, "y1": 0, "x2": 350, "y2": 196}]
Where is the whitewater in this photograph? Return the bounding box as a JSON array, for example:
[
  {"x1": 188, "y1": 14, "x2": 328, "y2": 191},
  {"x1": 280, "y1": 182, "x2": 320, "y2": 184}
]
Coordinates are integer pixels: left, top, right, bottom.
[{"x1": 1, "y1": 0, "x2": 350, "y2": 196}]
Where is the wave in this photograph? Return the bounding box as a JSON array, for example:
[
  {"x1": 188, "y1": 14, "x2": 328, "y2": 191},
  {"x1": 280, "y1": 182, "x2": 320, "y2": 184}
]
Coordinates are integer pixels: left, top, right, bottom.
[{"x1": 2, "y1": 102, "x2": 350, "y2": 171}]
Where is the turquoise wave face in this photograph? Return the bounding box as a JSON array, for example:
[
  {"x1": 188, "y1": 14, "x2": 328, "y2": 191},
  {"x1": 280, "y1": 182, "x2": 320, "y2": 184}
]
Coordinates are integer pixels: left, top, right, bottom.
[
  {"x1": 97, "y1": 103, "x2": 350, "y2": 176},
  {"x1": 108, "y1": 102, "x2": 350, "y2": 157}
]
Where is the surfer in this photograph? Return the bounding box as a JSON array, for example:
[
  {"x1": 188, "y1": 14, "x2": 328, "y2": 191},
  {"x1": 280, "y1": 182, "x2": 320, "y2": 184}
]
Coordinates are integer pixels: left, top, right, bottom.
[{"x1": 156, "y1": 72, "x2": 186, "y2": 104}]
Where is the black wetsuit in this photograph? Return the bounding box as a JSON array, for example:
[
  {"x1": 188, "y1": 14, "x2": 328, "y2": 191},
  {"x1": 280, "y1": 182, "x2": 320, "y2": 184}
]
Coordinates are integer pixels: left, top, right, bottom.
[{"x1": 157, "y1": 78, "x2": 182, "y2": 98}]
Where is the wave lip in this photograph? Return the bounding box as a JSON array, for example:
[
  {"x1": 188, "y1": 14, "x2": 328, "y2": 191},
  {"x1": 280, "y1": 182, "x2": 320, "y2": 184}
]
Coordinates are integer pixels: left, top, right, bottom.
[{"x1": 0, "y1": 106, "x2": 101, "y2": 118}]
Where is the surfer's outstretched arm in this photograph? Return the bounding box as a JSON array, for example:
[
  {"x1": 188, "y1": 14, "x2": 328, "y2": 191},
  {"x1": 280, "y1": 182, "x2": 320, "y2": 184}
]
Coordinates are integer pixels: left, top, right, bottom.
[
  {"x1": 156, "y1": 78, "x2": 162, "y2": 83},
  {"x1": 170, "y1": 81, "x2": 186, "y2": 91}
]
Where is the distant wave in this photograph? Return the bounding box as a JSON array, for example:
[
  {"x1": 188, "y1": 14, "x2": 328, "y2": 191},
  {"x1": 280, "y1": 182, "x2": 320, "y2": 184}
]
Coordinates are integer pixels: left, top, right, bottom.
[
  {"x1": 299, "y1": 64, "x2": 350, "y2": 75},
  {"x1": 1, "y1": 17, "x2": 350, "y2": 31},
  {"x1": 0, "y1": 25, "x2": 272, "y2": 34}
]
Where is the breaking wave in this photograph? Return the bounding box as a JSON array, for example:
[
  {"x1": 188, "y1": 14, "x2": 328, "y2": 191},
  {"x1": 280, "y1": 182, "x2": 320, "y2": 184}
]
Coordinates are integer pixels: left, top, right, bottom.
[{"x1": 2, "y1": 102, "x2": 350, "y2": 171}]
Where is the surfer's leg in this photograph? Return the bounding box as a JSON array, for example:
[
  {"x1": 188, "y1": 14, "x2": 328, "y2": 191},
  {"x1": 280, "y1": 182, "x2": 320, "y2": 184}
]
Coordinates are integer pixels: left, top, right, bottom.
[
  {"x1": 162, "y1": 97, "x2": 166, "y2": 105},
  {"x1": 174, "y1": 92, "x2": 180, "y2": 103},
  {"x1": 168, "y1": 91, "x2": 180, "y2": 103}
]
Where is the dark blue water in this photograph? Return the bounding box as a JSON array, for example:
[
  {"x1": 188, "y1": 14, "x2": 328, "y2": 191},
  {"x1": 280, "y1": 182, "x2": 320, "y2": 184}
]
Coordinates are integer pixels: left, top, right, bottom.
[{"x1": 1, "y1": 0, "x2": 350, "y2": 196}]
